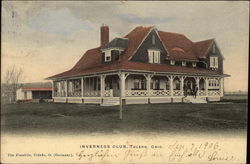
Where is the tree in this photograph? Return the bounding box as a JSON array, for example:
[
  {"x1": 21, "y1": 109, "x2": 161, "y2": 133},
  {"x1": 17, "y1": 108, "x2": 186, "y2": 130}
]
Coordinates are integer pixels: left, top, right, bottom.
[{"x1": 1, "y1": 65, "x2": 23, "y2": 103}]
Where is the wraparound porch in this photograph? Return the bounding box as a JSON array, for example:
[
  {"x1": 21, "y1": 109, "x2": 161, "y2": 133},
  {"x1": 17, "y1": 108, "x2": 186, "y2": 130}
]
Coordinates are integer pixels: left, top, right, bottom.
[{"x1": 52, "y1": 71, "x2": 224, "y2": 104}]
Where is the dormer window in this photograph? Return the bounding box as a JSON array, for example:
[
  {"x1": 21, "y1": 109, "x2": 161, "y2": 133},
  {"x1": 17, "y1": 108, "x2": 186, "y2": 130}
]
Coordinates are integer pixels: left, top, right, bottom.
[
  {"x1": 104, "y1": 50, "x2": 111, "y2": 62},
  {"x1": 210, "y1": 56, "x2": 218, "y2": 69},
  {"x1": 170, "y1": 60, "x2": 175, "y2": 65},
  {"x1": 182, "y1": 61, "x2": 186, "y2": 66},
  {"x1": 192, "y1": 62, "x2": 196, "y2": 67},
  {"x1": 148, "y1": 49, "x2": 160, "y2": 64}
]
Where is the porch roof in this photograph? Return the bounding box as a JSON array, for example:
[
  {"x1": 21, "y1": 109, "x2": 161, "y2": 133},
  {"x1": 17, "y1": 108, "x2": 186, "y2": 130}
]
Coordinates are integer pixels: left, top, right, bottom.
[{"x1": 47, "y1": 60, "x2": 226, "y2": 79}]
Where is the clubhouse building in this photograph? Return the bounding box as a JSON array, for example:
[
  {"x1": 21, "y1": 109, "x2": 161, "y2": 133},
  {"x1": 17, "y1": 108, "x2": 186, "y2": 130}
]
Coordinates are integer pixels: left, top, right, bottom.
[{"x1": 47, "y1": 25, "x2": 229, "y2": 105}]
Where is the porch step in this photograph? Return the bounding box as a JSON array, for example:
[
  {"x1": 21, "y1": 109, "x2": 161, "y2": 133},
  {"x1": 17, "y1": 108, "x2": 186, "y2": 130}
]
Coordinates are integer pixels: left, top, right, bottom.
[
  {"x1": 183, "y1": 96, "x2": 207, "y2": 104},
  {"x1": 100, "y1": 98, "x2": 120, "y2": 106}
]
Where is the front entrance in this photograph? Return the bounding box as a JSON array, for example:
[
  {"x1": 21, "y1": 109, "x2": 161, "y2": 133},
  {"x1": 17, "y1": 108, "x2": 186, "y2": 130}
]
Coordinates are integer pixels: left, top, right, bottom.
[
  {"x1": 105, "y1": 75, "x2": 120, "y2": 97},
  {"x1": 184, "y1": 77, "x2": 196, "y2": 96}
]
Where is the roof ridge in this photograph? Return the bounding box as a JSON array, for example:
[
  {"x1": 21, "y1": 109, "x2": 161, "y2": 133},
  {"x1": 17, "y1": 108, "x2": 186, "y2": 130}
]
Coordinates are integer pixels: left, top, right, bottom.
[{"x1": 195, "y1": 38, "x2": 214, "y2": 44}]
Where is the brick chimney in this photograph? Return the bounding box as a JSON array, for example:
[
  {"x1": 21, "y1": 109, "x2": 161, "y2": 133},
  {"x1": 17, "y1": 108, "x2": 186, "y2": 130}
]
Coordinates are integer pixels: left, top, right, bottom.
[{"x1": 100, "y1": 24, "x2": 109, "y2": 47}]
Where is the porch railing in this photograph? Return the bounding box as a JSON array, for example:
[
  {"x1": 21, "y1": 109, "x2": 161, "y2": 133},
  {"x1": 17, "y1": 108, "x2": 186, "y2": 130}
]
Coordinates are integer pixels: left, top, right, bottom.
[
  {"x1": 103, "y1": 90, "x2": 113, "y2": 97},
  {"x1": 208, "y1": 90, "x2": 220, "y2": 96},
  {"x1": 54, "y1": 92, "x2": 66, "y2": 97},
  {"x1": 83, "y1": 91, "x2": 100, "y2": 97},
  {"x1": 68, "y1": 92, "x2": 81, "y2": 97},
  {"x1": 173, "y1": 90, "x2": 183, "y2": 96},
  {"x1": 150, "y1": 90, "x2": 171, "y2": 96},
  {"x1": 198, "y1": 90, "x2": 206, "y2": 96},
  {"x1": 125, "y1": 90, "x2": 148, "y2": 97}
]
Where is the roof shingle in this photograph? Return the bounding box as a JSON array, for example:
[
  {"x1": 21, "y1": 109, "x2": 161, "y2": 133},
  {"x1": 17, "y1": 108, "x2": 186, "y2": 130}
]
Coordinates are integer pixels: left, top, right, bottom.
[{"x1": 48, "y1": 26, "x2": 220, "y2": 79}]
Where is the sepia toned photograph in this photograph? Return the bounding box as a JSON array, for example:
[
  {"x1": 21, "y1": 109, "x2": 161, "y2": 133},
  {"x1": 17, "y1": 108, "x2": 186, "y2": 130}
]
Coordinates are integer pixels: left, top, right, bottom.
[{"x1": 1, "y1": 1, "x2": 248, "y2": 163}]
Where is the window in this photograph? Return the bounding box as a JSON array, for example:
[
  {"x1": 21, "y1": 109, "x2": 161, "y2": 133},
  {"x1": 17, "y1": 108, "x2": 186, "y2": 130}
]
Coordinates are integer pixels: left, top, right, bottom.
[
  {"x1": 154, "y1": 79, "x2": 160, "y2": 90},
  {"x1": 105, "y1": 51, "x2": 111, "y2": 62},
  {"x1": 152, "y1": 35, "x2": 155, "y2": 45},
  {"x1": 210, "y1": 56, "x2": 218, "y2": 69},
  {"x1": 182, "y1": 61, "x2": 186, "y2": 66},
  {"x1": 134, "y1": 79, "x2": 140, "y2": 89},
  {"x1": 148, "y1": 50, "x2": 160, "y2": 64},
  {"x1": 133, "y1": 78, "x2": 146, "y2": 90},
  {"x1": 170, "y1": 60, "x2": 175, "y2": 65},
  {"x1": 166, "y1": 80, "x2": 170, "y2": 90},
  {"x1": 173, "y1": 79, "x2": 180, "y2": 90},
  {"x1": 208, "y1": 79, "x2": 219, "y2": 89},
  {"x1": 192, "y1": 62, "x2": 196, "y2": 67}
]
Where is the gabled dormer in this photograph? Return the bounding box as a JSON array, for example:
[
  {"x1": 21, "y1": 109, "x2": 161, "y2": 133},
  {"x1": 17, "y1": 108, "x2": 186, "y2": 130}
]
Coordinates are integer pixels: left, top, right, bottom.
[
  {"x1": 101, "y1": 37, "x2": 128, "y2": 63},
  {"x1": 130, "y1": 27, "x2": 168, "y2": 64},
  {"x1": 205, "y1": 40, "x2": 224, "y2": 73}
]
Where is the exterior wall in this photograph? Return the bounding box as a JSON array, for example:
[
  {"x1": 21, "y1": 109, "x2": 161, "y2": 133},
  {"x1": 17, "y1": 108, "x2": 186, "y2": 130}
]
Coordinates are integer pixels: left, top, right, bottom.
[
  {"x1": 16, "y1": 89, "x2": 32, "y2": 100},
  {"x1": 205, "y1": 43, "x2": 223, "y2": 74},
  {"x1": 130, "y1": 29, "x2": 168, "y2": 63},
  {"x1": 32, "y1": 91, "x2": 52, "y2": 99},
  {"x1": 16, "y1": 89, "x2": 23, "y2": 100}
]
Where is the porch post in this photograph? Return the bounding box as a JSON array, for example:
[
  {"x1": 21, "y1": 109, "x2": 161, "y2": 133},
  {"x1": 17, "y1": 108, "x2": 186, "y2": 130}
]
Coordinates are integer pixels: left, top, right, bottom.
[
  {"x1": 100, "y1": 75, "x2": 106, "y2": 97},
  {"x1": 170, "y1": 75, "x2": 174, "y2": 97},
  {"x1": 146, "y1": 74, "x2": 152, "y2": 97},
  {"x1": 220, "y1": 77, "x2": 224, "y2": 97},
  {"x1": 205, "y1": 78, "x2": 209, "y2": 97},
  {"x1": 81, "y1": 77, "x2": 84, "y2": 97},
  {"x1": 195, "y1": 77, "x2": 200, "y2": 96},
  {"x1": 180, "y1": 76, "x2": 184, "y2": 96},
  {"x1": 52, "y1": 81, "x2": 54, "y2": 97},
  {"x1": 96, "y1": 77, "x2": 98, "y2": 96},
  {"x1": 119, "y1": 73, "x2": 126, "y2": 98},
  {"x1": 65, "y1": 80, "x2": 68, "y2": 97}
]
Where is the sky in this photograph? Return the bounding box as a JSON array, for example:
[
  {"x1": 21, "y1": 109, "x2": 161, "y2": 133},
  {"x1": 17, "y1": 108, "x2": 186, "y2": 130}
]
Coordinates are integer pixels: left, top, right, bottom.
[{"x1": 1, "y1": 1, "x2": 249, "y2": 92}]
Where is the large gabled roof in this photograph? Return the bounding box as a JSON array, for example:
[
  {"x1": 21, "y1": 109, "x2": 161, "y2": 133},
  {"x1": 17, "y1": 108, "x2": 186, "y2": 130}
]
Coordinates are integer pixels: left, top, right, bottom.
[{"x1": 48, "y1": 26, "x2": 222, "y2": 79}]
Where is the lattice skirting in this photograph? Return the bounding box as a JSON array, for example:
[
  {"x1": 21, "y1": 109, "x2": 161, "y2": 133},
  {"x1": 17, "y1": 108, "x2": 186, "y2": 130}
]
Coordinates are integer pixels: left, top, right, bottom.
[
  {"x1": 207, "y1": 97, "x2": 221, "y2": 102},
  {"x1": 125, "y1": 97, "x2": 149, "y2": 104},
  {"x1": 150, "y1": 97, "x2": 171, "y2": 103},
  {"x1": 53, "y1": 97, "x2": 67, "y2": 103},
  {"x1": 172, "y1": 98, "x2": 182, "y2": 103},
  {"x1": 67, "y1": 97, "x2": 83, "y2": 103},
  {"x1": 83, "y1": 98, "x2": 102, "y2": 104}
]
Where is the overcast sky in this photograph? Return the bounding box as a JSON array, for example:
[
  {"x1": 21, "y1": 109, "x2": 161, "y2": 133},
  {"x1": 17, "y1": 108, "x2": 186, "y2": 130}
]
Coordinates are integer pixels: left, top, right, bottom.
[{"x1": 2, "y1": 1, "x2": 249, "y2": 92}]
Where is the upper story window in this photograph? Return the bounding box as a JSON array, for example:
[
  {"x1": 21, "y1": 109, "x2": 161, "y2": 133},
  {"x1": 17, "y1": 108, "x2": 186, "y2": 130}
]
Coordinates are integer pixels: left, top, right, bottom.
[
  {"x1": 210, "y1": 56, "x2": 218, "y2": 69},
  {"x1": 148, "y1": 49, "x2": 160, "y2": 64},
  {"x1": 105, "y1": 50, "x2": 111, "y2": 62},
  {"x1": 192, "y1": 62, "x2": 196, "y2": 67},
  {"x1": 182, "y1": 61, "x2": 186, "y2": 67},
  {"x1": 170, "y1": 60, "x2": 175, "y2": 65},
  {"x1": 102, "y1": 48, "x2": 122, "y2": 63},
  {"x1": 152, "y1": 35, "x2": 155, "y2": 45}
]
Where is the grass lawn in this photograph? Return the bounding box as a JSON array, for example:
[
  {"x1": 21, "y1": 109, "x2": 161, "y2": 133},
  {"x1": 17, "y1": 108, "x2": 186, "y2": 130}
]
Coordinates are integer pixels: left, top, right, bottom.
[{"x1": 1, "y1": 100, "x2": 247, "y2": 135}]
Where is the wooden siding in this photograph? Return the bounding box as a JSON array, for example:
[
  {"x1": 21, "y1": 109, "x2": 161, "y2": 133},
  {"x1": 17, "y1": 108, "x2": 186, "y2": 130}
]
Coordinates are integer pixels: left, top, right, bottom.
[
  {"x1": 205, "y1": 43, "x2": 223, "y2": 74},
  {"x1": 130, "y1": 29, "x2": 168, "y2": 64}
]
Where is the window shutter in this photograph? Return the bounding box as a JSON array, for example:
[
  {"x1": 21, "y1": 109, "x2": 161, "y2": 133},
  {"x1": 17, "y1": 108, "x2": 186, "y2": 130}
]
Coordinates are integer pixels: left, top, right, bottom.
[
  {"x1": 215, "y1": 57, "x2": 218, "y2": 68},
  {"x1": 148, "y1": 51, "x2": 153, "y2": 63},
  {"x1": 210, "y1": 57, "x2": 214, "y2": 67},
  {"x1": 111, "y1": 51, "x2": 114, "y2": 61},
  {"x1": 102, "y1": 53, "x2": 105, "y2": 63},
  {"x1": 157, "y1": 51, "x2": 160, "y2": 63}
]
